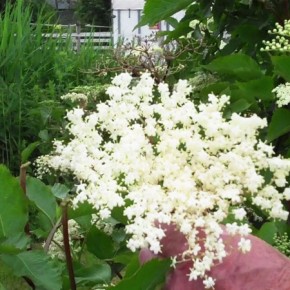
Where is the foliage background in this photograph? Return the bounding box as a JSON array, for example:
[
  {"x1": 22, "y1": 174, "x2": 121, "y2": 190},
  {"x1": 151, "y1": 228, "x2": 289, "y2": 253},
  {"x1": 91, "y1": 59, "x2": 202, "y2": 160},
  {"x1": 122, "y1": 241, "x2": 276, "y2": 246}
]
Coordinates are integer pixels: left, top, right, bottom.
[{"x1": 1, "y1": 0, "x2": 290, "y2": 289}]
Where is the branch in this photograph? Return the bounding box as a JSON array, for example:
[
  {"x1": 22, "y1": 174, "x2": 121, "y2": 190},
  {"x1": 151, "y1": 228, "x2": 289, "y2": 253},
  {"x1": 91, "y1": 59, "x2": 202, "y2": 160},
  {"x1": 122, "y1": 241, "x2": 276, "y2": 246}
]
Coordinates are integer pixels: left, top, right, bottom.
[{"x1": 44, "y1": 217, "x2": 62, "y2": 252}]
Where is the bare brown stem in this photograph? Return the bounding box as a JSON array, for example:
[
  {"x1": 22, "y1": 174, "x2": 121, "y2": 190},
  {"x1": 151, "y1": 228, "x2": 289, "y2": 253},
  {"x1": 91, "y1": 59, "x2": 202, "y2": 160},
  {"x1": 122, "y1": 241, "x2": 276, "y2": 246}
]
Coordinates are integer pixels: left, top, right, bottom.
[{"x1": 20, "y1": 162, "x2": 31, "y2": 236}]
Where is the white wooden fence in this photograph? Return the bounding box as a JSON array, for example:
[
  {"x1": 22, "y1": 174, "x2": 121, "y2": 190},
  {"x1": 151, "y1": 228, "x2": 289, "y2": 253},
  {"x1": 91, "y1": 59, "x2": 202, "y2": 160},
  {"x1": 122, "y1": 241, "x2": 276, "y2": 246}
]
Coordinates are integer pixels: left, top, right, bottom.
[{"x1": 33, "y1": 23, "x2": 112, "y2": 51}]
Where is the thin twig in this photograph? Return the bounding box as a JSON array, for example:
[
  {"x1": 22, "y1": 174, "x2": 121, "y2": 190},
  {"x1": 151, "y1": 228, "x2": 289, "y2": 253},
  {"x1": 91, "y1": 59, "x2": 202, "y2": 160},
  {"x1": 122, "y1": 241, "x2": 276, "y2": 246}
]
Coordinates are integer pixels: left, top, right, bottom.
[{"x1": 44, "y1": 217, "x2": 62, "y2": 252}]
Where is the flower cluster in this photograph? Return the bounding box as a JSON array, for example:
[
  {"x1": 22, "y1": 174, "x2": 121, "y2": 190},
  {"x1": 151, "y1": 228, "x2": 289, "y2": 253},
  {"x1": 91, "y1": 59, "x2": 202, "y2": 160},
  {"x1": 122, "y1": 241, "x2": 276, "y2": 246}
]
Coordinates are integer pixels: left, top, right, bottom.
[
  {"x1": 272, "y1": 82, "x2": 290, "y2": 107},
  {"x1": 261, "y1": 20, "x2": 290, "y2": 52},
  {"x1": 46, "y1": 219, "x2": 83, "y2": 260},
  {"x1": 61, "y1": 92, "x2": 88, "y2": 103},
  {"x1": 37, "y1": 73, "x2": 290, "y2": 288},
  {"x1": 273, "y1": 232, "x2": 290, "y2": 257}
]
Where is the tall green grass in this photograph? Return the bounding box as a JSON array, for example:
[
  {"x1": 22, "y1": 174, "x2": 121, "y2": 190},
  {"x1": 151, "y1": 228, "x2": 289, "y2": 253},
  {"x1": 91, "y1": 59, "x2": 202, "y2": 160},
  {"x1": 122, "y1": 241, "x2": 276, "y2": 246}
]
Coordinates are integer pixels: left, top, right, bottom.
[{"x1": 0, "y1": 0, "x2": 109, "y2": 173}]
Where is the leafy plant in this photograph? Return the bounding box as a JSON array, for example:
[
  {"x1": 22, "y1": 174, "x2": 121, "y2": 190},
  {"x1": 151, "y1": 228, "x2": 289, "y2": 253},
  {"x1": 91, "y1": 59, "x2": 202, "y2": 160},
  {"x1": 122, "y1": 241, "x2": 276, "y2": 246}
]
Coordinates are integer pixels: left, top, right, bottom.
[{"x1": 0, "y1": 0, "x2": 114, "y2": 174}]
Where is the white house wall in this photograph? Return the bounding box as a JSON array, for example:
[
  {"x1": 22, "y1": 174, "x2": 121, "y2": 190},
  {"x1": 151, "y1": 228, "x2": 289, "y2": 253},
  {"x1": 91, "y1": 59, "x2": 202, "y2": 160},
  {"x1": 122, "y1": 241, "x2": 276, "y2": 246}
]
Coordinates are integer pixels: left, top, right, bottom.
[
  {"x1": 112, "y1": 0, "x2": 144, "y2": 9},
  {"x1": 111, "y1": 0, "x2": 185, "y2": 44}
]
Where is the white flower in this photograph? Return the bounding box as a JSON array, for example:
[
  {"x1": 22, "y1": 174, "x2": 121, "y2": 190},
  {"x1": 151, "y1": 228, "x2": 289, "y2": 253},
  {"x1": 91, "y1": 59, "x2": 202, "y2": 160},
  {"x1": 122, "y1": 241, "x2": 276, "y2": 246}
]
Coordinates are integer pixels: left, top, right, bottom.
[
  {"x1": 238, "y1": 238, "x2": 251, "y2": 253},
  {"x1": 272, "y1": 82, "x2": 290, "y2": 107},
  {"x1": 203, "y1": 276, "x2": 216, "y2": 289},
  {"x1": 61, "y1": 92, "x2": 88, "y2": 103},
  {"x1": 233, "y1": 208, "x2": 247, "y2": 220},
  {"x1": 36, "y1": 72, "x2": 290, "y2": 287}
]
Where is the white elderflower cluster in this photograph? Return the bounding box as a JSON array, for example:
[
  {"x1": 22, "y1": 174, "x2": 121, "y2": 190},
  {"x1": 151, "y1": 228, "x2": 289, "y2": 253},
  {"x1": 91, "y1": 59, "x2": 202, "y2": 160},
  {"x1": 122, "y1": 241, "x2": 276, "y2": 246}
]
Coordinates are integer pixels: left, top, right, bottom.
[
  {"x1": 61, "y1": 92, "x2": 88, "y2": 103},
  {"x1": 261, "y1": 20, "x2": 290, "y2": 52},
  {"x1": 272, "y1": 82, "x2": 290, "y2": 107},
  {"x1": 46, "y1": 219, "x2": 83, "y2": 260},
  {"x1": 37, "y1": 73, "x2": 290, "y2": 287},
  {"x1": 92, "y1": 214, "x2": 114, "y2": 235}
]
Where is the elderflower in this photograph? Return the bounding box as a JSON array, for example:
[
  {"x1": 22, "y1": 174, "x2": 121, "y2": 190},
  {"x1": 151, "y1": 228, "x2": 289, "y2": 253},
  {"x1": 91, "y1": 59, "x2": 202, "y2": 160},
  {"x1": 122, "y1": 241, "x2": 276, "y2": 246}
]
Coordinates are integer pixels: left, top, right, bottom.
[
  {"x1": 37, "y1": 73, "x2": 290, "y2": 287},
  {"x1": 272, "y1": 82, "x2": 290, "y2": 107},
  {"x1": 46, "y1": 219, "x2": 83, "y2": 260},
  {"x1": 203, "y1": 276, "x2": 216, "y2": 289},
  {"x1": 61, "y1": 92, "x2": 88, "y2": 103},
  {"x1": 238, "y1": 238, "x2": 251, "y2": 254},
  {"x1": 261, "y1": 20, "x2": 290, "y2": 52}
]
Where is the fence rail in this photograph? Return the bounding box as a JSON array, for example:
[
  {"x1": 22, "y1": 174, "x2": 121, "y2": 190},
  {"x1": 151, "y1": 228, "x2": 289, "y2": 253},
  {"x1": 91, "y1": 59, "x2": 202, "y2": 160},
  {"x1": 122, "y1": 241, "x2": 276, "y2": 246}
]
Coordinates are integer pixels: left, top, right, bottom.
[
  {"x1": 32, "y1": 23, "x2": 113, "y2": 51},
  {"x1": 42, "y1": 32, "x2": 112, "y2": 50}
]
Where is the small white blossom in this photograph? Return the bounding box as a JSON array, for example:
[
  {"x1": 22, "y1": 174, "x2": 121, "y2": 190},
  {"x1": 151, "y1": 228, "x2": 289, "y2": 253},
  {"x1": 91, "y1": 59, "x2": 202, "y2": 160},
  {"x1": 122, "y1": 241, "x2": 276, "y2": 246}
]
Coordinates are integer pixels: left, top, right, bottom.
[
  {"x1": 272, "y1": 82, "x2": 290, "y2": 107},
  {"x1": 233, "y1": 208, "x2": 247, "y2": 220},
  {"x1": 238, "y1": 238, "x2": 251, "y2": 253},
  {"x1": 203, "y1": 276, "x2": 216, "y2": 289}
]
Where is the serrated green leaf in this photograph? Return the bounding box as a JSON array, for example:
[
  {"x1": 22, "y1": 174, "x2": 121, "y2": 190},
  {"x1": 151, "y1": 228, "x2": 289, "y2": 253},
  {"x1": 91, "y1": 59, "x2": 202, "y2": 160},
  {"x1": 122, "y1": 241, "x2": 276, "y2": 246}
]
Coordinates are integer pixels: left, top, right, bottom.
[
  {"x1": 26, "y1": 177, "x2": 57, "y2": 226},
  {"x1": 267, "y1": 108, "x2": 290, "y2": 141},
  {"x1": 138, "y1": 0, "x2": 191, "y2": 27},
  {"x1": 21, "y1": 141, "x2": 40, "y2": 164},
  {"x1": 86, "y1": 227, "x2": 116, "y2": 260},
  {"x1": 204, "y1": 54, "x2": 262, "y2": 81},
  {"x1": 0, "y1": 165, "x2": 28, "y2": 239},
  {"x1": 272, "y1": 55, "x2": 290, "y2": 81},
  {"x1": 108, "y1": 258, "x2": 171, "y2": 290},
  {"x1": 0, "y1": 251, "x2": 62, "y2": 290}
]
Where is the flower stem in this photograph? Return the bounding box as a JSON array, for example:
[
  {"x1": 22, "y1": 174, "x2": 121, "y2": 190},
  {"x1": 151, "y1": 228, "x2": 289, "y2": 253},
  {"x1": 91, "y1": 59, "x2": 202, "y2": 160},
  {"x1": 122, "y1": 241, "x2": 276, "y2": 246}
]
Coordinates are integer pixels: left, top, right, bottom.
[
  {"x1": 62, "y1": 202, "x2": 76, "y2": 290},
  {"x1": 20, "y1": 162, "x2": 31, "y2": 237}
]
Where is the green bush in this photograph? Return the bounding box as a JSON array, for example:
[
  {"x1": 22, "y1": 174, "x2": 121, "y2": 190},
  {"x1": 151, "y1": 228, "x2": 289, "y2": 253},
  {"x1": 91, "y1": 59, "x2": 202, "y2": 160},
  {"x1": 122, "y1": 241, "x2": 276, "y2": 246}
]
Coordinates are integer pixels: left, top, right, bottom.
[{"x1": 0, "y1": 0, "x2": 113, "y2": 174}]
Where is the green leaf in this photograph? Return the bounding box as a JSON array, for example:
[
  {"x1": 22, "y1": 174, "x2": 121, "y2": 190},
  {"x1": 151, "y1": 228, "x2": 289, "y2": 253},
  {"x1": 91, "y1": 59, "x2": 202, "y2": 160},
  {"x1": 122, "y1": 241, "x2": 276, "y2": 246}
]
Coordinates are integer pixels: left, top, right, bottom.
[
  {"x1": 108, "y1": 258, "x2": 171, "y2": 290},
  {"x1": 199, "y1": 81, "x2": 229, "y2": 98},
  {"x1": 138, "y1": 0, "x2": 191, "y2": 27},
  {"x1": 21, "y1": 141, "x2": 40, "y2": 164},
  {"x1": 0, "y1": 251, "x2": 62, "y2": 290},
  {"x1": 113, "y1": 251, "x2": 138, "y2": 266},
  {"x1": 75, "y1": 263, "x2": 111, "y2": 286},
  {"x1": 51, "y1": 183, "x2": 70, "y2": 199},
  {"x1": 86, "y1": 227, "x2": 116, "y2": 260},
  {"x1": 257, "y1": 222, "x2": 277, "y2": 245},
  {"x1": 164, "y1": 17, "x2": 179, "y2": 29},
  {"x1": 236, "y1": 76, "x2": 274, "y2": 101},
  {"x1": 111, "y1": 206, "x2": 128, "y2": 225},
  {"x1": 0, "y1": 165, "x2": 28, "y2": 239},
  {"x1": 26, "y1": 177, "x2": 57, "y2": 226},
  {"x1": 123, "y1": 254, "x2": 140, "y2": 279},
  {"x1": 68, "y1": 201, "x2": 96, "y2": 220},
  {"x1": 0, "y1": 233, "x2": 30, "y2": 254},
  {"x1": 0, "y1": 282, "x2": 7, "y2": 290},
  {"x1": 267, "y1": 108, "x2": 290, "y2": 141},
  {"x1": 228, "y1": 98, "x2": 251, "y2": 113},
  {"x1": 204, "y1": 54, "x2": 262, "y2": 81},
  {"x1": 272, "y1": 55, "x2": 290, "y2": 81}
]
